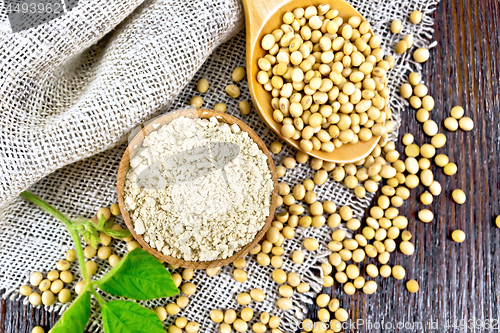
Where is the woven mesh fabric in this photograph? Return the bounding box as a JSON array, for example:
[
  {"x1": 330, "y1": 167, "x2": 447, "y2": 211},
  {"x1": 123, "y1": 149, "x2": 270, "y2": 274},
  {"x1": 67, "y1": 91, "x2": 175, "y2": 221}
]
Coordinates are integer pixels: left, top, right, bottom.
[
  {"x1": 0, "y1": 0, "x2": 438, "y2": 331},
  {"x1": 0, "y1": 0, "x2": 243, "y2": 209}
]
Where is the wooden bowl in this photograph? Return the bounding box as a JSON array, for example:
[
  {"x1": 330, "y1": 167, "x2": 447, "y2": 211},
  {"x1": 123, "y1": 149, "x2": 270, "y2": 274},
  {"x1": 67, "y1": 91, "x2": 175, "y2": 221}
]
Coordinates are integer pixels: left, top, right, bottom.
[
  {"x1": 243, "y1": 0, "x2": 386, "y2": 164},
  {"x1": 116, "y1": 108, "x2": 279, "y2": 269}
]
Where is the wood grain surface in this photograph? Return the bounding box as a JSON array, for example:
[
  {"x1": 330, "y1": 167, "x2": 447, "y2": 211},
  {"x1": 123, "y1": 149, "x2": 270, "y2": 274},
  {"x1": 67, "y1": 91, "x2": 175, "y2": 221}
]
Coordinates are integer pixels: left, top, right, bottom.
[{"x1": 2, "y1": 0, "x2": 499, "y2": 332}]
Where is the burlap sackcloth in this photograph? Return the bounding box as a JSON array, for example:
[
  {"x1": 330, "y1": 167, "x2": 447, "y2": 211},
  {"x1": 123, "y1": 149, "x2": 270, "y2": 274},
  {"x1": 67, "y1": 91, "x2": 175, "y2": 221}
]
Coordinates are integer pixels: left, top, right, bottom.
[{"x1": 0, "y1": 0, "x2": 439, "y2": 331}]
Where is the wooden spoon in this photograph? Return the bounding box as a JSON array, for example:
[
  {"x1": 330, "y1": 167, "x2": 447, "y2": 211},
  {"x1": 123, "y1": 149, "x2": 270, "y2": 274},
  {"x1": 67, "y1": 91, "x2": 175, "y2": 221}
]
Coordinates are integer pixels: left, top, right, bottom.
[
  {"x1": 116, "y1": 108, "x2": 278, "y2": 269},
  {"x1": 243, "y1": 0, "x2": 384, "y2": 163}
]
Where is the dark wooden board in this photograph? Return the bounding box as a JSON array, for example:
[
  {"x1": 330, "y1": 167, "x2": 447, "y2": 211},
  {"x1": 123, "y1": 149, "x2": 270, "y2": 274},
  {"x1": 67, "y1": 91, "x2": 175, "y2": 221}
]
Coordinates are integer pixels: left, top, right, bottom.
[{"x1": 2, "y1": 0, "x2": 499, "y2": 331}]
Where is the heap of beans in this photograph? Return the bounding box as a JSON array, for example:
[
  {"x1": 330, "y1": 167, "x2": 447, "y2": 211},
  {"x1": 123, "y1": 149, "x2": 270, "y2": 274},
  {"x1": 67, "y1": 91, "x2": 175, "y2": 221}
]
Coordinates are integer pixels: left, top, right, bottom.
[
  {"x1": 243, "y1": 5, "x2": 487, "y2": 330},
  {"x1": 256, "y1": 4, "x2": 394, "y2": 153}
]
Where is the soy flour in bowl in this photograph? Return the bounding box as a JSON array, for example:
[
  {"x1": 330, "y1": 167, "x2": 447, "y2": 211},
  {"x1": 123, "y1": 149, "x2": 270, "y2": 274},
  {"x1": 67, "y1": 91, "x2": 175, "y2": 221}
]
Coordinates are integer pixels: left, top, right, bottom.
[{"x1": 123, "y1": 115, "x2": 274, "y2": 262}]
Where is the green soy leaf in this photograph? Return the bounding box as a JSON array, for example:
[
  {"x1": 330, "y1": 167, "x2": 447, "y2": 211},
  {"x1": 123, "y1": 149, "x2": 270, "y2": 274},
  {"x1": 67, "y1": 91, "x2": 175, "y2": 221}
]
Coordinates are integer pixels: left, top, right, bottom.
[
  {"x1": 96, "y1": 248, "x2": 178, "y2": 300},
  {"x1": 103, "y1": 228, "x2": 132, "y2": 239},
  {"x1": 51, "y1": 290, "x2": 91, "y2": 333},
  {"x1": 83, "y1": 231, "x2": 92, "y2": 247},
  {"x1": 89, "y1": 236, "x2": 98, "y2": 249},
  {"x1": 102, "y1": 300, "x2": 164, "y2": 333},
  {"x1": 97, "y1": 215, "x2": 107, "y2": 230}
]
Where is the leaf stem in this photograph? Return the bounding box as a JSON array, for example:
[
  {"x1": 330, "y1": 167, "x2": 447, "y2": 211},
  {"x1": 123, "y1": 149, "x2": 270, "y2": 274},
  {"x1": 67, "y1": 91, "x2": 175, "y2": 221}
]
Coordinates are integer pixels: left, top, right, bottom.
[
  {"x1": 71, "y1": 227, "x2": 90, "y2": 283},
  {"x1": 20, "y1": 191, "x2": 90, "y2": 283},
  {"x1": 90, "y1": 285, "x2": 106, "y2": 306}
]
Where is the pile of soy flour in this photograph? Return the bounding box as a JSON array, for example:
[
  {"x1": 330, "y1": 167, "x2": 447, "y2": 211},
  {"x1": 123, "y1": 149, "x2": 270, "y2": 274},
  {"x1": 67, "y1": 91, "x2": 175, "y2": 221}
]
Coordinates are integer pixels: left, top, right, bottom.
[{"x1": 124, "y1": 116, "x2": 274, "y2": 261}]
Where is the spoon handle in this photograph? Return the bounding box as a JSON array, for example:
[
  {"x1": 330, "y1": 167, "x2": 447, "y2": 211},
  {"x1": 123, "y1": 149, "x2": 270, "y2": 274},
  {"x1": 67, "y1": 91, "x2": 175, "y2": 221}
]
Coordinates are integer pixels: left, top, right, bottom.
[{"x1": 241, "y1": 0, "x2": 292, "y2": 47}]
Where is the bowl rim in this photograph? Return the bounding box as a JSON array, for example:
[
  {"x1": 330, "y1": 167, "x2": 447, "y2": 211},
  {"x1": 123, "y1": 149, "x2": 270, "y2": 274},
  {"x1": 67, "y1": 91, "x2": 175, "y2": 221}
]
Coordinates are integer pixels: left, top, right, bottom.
[{"x1": 116, "y1": 108, "x2": 278, "y2": 269}]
